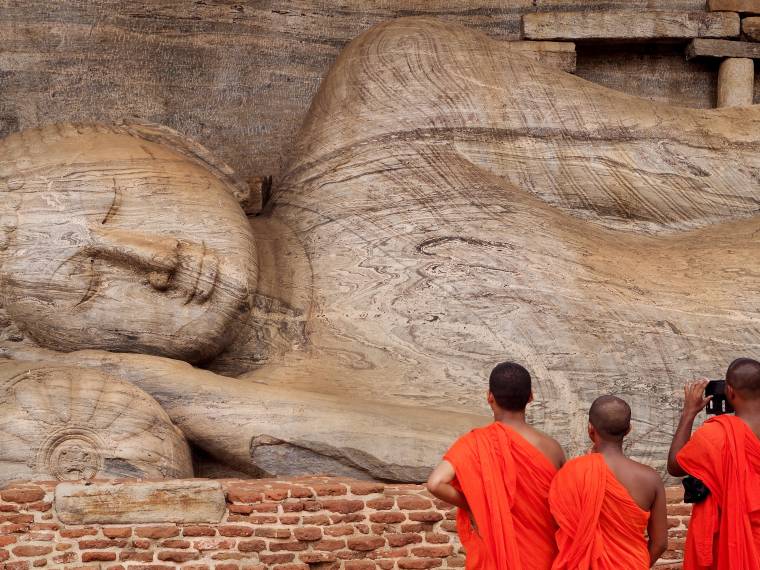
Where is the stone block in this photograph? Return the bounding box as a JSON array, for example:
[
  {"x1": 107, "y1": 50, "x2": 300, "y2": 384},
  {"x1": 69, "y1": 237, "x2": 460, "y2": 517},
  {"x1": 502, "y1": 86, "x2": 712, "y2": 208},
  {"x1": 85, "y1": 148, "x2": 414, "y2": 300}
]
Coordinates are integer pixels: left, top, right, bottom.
[
  {"x1": 743, "y1": 16, "x2": 760, "y2": 40},
  {"x1": 54, "y1": 480, "x2": 225, "y2": 525},
  {"x1": 686, "y1": 37, "x2": 760, "y2": 58},
  {"x1": 523, "y1": 11, "x2": 739, "y2": 40},
  {"x1": 708, "y1": 0, "x2": 760, "y2": 13}
]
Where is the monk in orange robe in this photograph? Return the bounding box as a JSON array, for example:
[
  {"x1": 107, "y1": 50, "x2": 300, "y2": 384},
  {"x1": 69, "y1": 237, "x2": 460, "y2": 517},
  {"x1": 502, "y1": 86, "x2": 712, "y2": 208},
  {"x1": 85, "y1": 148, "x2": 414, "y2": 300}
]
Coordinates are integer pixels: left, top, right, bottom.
[
  {"x1": 668, "y1": 358, "x2": 760, "y2": 570},
  {"x1": 549, "y1": 396, "x2": 668, "y2": 569},
  {"x1": 427, "y1": 361, "x2": 566, "y2": 570}
]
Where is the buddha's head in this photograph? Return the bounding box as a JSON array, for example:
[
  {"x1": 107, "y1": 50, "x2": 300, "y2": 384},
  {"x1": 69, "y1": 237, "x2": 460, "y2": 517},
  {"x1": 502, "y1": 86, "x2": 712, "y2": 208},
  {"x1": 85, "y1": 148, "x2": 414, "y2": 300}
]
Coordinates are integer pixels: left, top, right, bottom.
[{"x1": 0, "y1": 123, "x2": 257, "y2": 363}]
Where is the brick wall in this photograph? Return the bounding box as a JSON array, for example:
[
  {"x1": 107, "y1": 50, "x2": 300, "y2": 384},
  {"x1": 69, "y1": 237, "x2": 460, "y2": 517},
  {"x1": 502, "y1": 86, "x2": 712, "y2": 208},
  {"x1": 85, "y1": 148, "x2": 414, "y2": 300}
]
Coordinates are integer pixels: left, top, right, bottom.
[{"x1": 0, "y1": 477, "x2": 691, "y2": 570}]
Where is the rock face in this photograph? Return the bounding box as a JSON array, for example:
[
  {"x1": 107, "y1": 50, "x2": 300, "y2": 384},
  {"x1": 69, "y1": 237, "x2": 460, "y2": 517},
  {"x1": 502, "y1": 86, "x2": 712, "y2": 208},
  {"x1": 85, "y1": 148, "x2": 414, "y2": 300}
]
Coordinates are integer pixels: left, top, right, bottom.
[
  {"x1": 55, "y1": 480, "x2": 225, "y2": 525},
  {"x1": 0, "y1": 361, "x2": 193, "y2": 484},
  {"x1": 3, "y1": 17, "x2": 760, "y2": 479},
  {"x1": 266, "y1": 17, "x2": 760, "y2": 470},
  {"x1": 0, "y1": 123, "x2": 257, "y2": 363}
]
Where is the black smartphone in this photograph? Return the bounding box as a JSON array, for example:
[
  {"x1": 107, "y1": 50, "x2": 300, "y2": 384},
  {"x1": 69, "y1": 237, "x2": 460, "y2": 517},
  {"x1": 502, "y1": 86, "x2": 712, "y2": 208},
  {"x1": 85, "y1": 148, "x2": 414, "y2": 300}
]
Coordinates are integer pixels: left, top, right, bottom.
[{"x1": 705, "y1": 380, "x2": 734, "y2": 415}]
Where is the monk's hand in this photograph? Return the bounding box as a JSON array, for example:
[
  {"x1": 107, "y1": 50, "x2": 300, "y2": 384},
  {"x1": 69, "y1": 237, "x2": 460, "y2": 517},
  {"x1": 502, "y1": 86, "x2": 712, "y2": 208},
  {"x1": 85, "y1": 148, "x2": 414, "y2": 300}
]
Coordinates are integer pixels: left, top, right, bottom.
[{"x1": 682, "y1": 379, "x2": 711, "y2": 418}]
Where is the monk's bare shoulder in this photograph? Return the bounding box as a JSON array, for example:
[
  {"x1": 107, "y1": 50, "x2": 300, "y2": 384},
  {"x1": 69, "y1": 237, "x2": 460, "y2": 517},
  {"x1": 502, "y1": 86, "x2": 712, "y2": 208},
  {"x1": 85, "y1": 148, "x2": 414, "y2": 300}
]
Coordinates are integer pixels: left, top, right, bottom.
[{"x1": 525, "y1": 425, "x2": 566, "y2": 469}]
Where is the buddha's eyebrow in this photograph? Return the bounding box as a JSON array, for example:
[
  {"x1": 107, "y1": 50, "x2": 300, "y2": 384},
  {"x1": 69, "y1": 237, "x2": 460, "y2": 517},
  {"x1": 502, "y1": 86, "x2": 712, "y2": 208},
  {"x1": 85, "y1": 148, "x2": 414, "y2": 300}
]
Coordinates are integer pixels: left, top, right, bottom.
[{"x1": 101, "y1": 179, "x2": 122, "y2": 225}]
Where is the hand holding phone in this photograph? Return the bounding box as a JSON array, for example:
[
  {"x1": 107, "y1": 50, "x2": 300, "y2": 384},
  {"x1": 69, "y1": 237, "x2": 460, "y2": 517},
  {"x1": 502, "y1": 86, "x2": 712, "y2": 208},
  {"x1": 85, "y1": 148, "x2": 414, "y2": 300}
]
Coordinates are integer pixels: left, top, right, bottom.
[
  {"x1": 683, "y1": 379, "x2": 712, "y2": 418},
  {"x1": 705, "y1": 380, "x2": 734, "y2": 415}
]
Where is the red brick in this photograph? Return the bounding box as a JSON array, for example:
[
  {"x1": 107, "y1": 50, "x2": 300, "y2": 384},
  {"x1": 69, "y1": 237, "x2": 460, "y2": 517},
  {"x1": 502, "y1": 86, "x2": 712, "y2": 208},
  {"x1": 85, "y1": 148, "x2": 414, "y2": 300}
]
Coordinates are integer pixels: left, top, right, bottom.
[
  {"x1": 131, "y1": 538, "x2": 152, "y2": 549},
  {"x1": 279, "y1": 515, "x2": 301, "y2": 524},
  {"x1": 396, "y1": 496, "x2": 433, "y2": 510},
  {"x1": 226, "y1": 485, "x2": 263, "y2": 504},
  {"x1": 238, "y1": 539, "x2": 266, "y2": 552},
  {"x1": 193, "y1": 538, "x2": 235, "y2": 551},
  {"x1": 254, "y1": 527, "x2": 291, "y2": 539},
  {"x1": 289, "y1": 486, "x2": 314, "y2": 499},
  {"x1": 104, "y1": 527, "x2": 132, "y2": 538},
  {"x1": 347, "y1": 536, "x2": 386, "y2": 551},
  {"x1": 135, "y1": 526, "x2": 179, "y2": 539},
  {"x1": 183, "y1": 525, "x2": 217, "y2": 537},
  {"x1": 350, "y1": 482, "x2": 385, "y2": 495},
  {"x1": 60, "y1": 528, "x2": 98, "y2": 538},
  {"x1": 0, "y1": 488, "x2": 45, "y2": 504},
  {"x1": 411, "y1": 545, "x2": 453, "y2": 558},
  {"x1": 387, "y1": 533, "x2": 423, "y2": 547},
  {"x1": 366, "y1": 498, "x2": 394, "y2": 510},
  {"x1": 370, "y1": 512, "x2": 406, "y2": 524},
  {"x1": 52, "y1": 552, "x2": 77, "y2": 564},
  {"x1": 425, "y1": 532, "x2": 450, "y2": 544},
  {"x1": 299, "y1": 552, "x2": 337, "y2": 563},
  {"x1": 259, "y1": 553, "x2": 295, "y2": 564},
  {"x1": 82, "y1": 551, "x2": 118, "y2": 562},
  {"x1": 324, "y1": 525, "x2": 354, "y2": 537},
  {"x1": 397, "y1": 558, "x2": 443, "y2": 569},
  {"x1": 408, "y1": 511, "x2": 443, "y2": 523},
  {"x1": 344, "y1": 562, "x2": 375, "y2": 570},
  {"x1": 119, "y1": 551, "x2": 154, "y2": 562},
  {"x1": 319, "y1": 499, "x2": 364, "y2": 514},
  {"x1": 11, "y1": 545, "x2": 52, "y2": 557},
  {"x1": 0, "y1": 536, "x2": 16, "y2": 546},
  {"x1": 79, "y1": 539, "x2": 128, "y2": 549},
  {"x1": 293, "y1": 526, "x2": 322, "y2": 541},
  {"x1": 314, "y1": 539, "x2": 346, "y2": 551},
  {"x1": 270, "y1": 540, "x2": 308, "y2": 552},
  {"x1": 26, "y1": 502, "x2": 51, "y2": 513},
  {"x1": 160, "y1": 539, "x2": 191, "y2": 548},
  {"x1": 0, "y1": 514, "x2": 33, "y2": 524},
  {"x1": 157, "y1": 549, "x2": 200, "y2": 562},
  {"x1": 0, "y1": 562, "x2": 30, "y2": 570},
  {"x1": 302, "y1": 514, "x2": 330, "y2": 525},
  {"x1": 312, "y1": 484, "x2": 347, "y2": 497},
  {"x1": 219, "y1": 525, "x2": 254, "y2": 537}
]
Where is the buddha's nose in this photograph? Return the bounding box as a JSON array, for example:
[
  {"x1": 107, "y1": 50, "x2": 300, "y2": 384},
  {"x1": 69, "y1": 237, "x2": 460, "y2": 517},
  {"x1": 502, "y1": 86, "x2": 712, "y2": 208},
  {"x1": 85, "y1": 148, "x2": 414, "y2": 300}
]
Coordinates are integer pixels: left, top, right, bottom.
[
  {"x1": 87, "y1": 227, "x2": 181, "y2": 291},
  {"x1": 86, "y1": 227, "x2": 218, "y2": 302}
]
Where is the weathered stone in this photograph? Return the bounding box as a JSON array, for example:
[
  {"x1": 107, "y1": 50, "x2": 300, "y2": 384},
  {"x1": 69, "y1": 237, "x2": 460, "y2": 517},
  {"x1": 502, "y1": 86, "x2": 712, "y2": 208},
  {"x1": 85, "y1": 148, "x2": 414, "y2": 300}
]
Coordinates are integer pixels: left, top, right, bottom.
[
  {"x1": 523, "y1": 11, "x2": 739, "y2": 40},
  {"x1": 742, "y1": 16, "x2": 760, "y2": 41},
  {"x1": 0, "y1": 361, "x2": 192, "y2": 484},
  {"x1": 0, "y1": 122, "x2": 256, "y2": 364},
  {"x1": 687, "y1": 37, "x2": 760, "y2": 58},
  {"x1": 717, "y1": 58, "x2": 755, "y2": 106},
  {"x1": 55, "y1": 480, "x2": 225, "y2": 525},
  {"x1": 504, "y1": 41, "x2": 576, "y2": 72},
  {"x1": 708, "y1": 0, "x2": 760, "y2": 13},
  {"x1": 0, "y1": 0, "x2": 709, "y2": 187}
]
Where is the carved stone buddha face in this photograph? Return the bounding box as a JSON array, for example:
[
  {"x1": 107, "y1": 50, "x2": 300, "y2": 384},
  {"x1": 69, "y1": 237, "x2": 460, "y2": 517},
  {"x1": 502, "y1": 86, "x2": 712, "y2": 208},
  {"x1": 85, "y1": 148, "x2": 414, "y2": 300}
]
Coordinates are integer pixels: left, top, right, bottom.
[{"x1": 0, "y1": 124, "x2": 256, "y2": 363}]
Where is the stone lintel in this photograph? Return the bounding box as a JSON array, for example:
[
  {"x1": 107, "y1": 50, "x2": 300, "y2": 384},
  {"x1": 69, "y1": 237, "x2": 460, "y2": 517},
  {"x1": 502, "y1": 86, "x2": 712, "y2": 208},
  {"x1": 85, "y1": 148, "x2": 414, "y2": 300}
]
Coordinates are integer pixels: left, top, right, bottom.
[
  {"x1": 54, "y1": 479, "x2": 226, "y2": 525},
  {"x1": 523, "y1": 11, "x2": 739, "y2": 41},
  {"x1": 687, "y1": 37, "x2": 760, "y2": 58},
  {"x1": 708, "y1": 0, "x2": 760, "y2": 14}
]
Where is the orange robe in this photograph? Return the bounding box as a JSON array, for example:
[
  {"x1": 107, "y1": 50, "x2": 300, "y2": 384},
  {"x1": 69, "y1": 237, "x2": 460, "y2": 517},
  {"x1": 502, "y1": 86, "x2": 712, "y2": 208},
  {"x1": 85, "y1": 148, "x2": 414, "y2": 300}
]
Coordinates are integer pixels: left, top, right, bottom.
[
  {"x1": 549, "y1": 453, "x2": 650, "y2": 570},
  {"x1": 677, "y1": 414, "x2": 760, "y2": 570},
  {"x1": 444, "y1": 422, "x2": 558, "y2": 570}
]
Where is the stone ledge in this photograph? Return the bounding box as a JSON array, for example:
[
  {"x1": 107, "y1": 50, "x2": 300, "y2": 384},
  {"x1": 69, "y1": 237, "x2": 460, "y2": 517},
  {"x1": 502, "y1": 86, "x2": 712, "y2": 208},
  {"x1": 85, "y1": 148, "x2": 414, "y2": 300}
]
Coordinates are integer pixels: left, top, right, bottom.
[
  {"x1": 523, "y1": 11, "x2": 740, "y2": 41},
  {"x1": 686, "y1": 37, "x2": 760, "y2": 58},
  {"x1": 708, "y1": 0, "x2": 760, "y2": 14},
  {"x1": 55, "y1": 479, "x2": 225, "y2": 525}
]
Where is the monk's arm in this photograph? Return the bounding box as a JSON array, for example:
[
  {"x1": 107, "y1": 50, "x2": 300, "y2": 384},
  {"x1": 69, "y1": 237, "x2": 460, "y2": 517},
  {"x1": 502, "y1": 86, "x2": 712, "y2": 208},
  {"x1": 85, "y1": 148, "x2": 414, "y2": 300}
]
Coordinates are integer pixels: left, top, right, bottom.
[
  {"x1": 667, "y1": 379, "x2": 711, "y2": 477},
  {"x1": 646, "y1": 477, "x2": 668, "y2": 567},
  {"x1": 426, "y1": 460, "x2": 469, "y2": 510}
]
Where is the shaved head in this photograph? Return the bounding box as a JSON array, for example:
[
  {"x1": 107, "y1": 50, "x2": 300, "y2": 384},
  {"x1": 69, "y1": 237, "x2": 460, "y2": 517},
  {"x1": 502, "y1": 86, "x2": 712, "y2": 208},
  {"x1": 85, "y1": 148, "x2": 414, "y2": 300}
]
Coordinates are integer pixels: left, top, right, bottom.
[
  {"x1": 589, "y1": 395, "x2": 631, "y2": 441},
  {"x1": 489, "y1": 362, "x2": 531, "y2": 411},
  {"x1": 727, "y1": 358, "x2": 760, "y2": 400}
]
